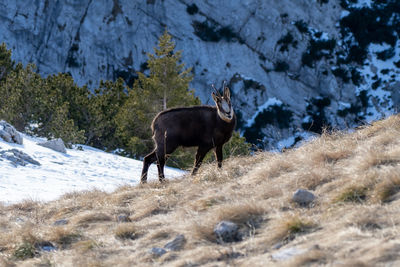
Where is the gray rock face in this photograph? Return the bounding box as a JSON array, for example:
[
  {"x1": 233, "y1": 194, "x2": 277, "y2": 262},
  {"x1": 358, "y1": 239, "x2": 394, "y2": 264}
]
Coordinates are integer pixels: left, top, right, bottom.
[
  {"x1": 38, "y1": 138, "x2": 67, "y2": 153},
  {"x1": 214, "y1": 220, "x2": 241, "y2": 243},
  {"x1": 0, "y1": 121, "x2": 23, "y2": 145},
  {"x1": 0, "y1": 149, "x2": 40, "y2": 167},
  {"x1": 0, "y1": 1, "x2": 344, "y2": 141},
  {"x1": 292, "y1": 189, "x2": 315, "y2": 205}
]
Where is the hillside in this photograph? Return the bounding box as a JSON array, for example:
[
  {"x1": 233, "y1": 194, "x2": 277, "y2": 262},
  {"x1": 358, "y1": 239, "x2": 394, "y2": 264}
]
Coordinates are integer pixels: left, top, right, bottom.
[{"x1": 1, "y1": 115, "x2": 400, "y2": 266}]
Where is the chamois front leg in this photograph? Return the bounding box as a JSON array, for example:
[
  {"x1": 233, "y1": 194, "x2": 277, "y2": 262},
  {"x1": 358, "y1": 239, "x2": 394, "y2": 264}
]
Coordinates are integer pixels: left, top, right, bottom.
[
  {"x1": 155, "y1": 147, "x2": 166, "y2": 183},
  {"x1": 215, "y1": 145, "x2": 223, "y2": 168},
  {"x1": 192, "y1": 146, "x2": 211, "y2": 175}
]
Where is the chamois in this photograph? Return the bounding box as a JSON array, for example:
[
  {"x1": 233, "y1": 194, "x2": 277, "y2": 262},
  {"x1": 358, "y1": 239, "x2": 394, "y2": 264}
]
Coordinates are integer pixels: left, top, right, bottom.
[{"x1": 140, "y1": 84, "x2": 236, "y2": 183}]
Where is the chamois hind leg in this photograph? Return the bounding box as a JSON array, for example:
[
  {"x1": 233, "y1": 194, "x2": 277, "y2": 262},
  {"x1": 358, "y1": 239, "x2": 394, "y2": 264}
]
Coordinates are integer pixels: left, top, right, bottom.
[
  {"x1": 141, "y1": 150, "x2": 157, "y2": 183},
  {"x1": 214, "y1": 145, "x2": 223, "y2": 168},
  {"x1": 156, "y1": 148, "x2": 166, "y2": 182},
  {"x1": 155, "y1": 141, "x2": 178, "y2": 183},
  {"x1": 192, "y1": 146, "x2": 211, "y2": 175}
]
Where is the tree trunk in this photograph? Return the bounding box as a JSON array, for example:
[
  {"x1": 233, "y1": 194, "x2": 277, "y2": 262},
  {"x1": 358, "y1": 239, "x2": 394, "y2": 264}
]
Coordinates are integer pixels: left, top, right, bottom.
[{"x1": 163, "y1": 88, "x2": 167, "y2": 110}]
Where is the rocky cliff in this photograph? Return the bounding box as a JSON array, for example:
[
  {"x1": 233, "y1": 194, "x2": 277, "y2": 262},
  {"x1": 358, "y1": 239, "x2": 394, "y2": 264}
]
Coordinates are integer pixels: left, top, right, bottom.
[{"x1": 1, "y1": 0, "x2": 399, "y2": 149}]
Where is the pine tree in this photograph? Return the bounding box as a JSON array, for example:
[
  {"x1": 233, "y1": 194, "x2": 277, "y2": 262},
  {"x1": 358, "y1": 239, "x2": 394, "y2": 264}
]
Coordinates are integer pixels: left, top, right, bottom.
[
  {"x1": 116, "y1": 30, "x2": 200, "y2": 158},
  {"x1": 34, "y1": 73, "x2": 89, "y2": 143},
  {"x1": 0, "y1": 63, "x2": 43, "y2": 131},
  {"x1": 146, "y1": 30, "x2": 199, "y2": 110},
  {"x1": 85, "y1": 78, "x2": 128, "y2": 150},
  {"x1": 48, "y1": 102, "x2": 86, "y2": 147},
  {"x1": 0, "y1": 43, "x2": 15, "y2": 81}
]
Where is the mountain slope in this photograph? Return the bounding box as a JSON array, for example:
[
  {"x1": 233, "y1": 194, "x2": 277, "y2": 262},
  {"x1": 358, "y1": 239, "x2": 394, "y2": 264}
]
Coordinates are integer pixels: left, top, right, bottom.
[
  {"x1": 1, "y1": 114, "x2": 400, "y2": 266},
  {"x1": 1, "y1": 0, "x2": 399, "y2": 149}
]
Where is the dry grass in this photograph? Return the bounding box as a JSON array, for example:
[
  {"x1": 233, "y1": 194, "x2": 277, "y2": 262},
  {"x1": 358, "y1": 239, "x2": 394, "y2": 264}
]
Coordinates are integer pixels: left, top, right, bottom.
[
  {"x1": 335, "y1": 185, "x2": 369, "y2": 203},
  {"x1": 286, "y1": 247, "x2": 328, "y2": 267},
  {"x1": 374, "y1": 174, "x2": 400, "y2": 203},
  {"x1": 2, "y1": 114, "x2": 400, "y2": 266},
  {"x1": 73, "y1": 212, "x2": 113, "y2": 225},
  {"x1": 47, "y1": 227, "x2": 82, "y2": 248},
  {"x1": 115, "y1": 223, "x2": 140, "y2": 240}
]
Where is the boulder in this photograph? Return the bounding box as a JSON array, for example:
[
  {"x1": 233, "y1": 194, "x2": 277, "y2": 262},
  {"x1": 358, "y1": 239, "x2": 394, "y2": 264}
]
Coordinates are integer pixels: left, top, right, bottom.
[
  {"x1": 0, "y1": 149, "x2": 40, "y2": 166},
  {"x1": 38, "y1": 138, "x2": 67, "y2": 153},
  {"x1": 292, "y1": 189, "x2": 315, "y2": 205},
  {"x1": 214, "y1": 220, "x2": 241, "y2": 243},
  {"x1": 0, "y1": 121, "x2": 23, "y2": 144}
]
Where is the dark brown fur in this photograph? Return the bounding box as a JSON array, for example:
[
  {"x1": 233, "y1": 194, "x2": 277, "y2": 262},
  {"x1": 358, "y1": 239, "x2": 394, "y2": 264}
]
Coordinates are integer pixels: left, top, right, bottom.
[{"x1": 140, "y1": 105, "x2": 236, "y2": 182}]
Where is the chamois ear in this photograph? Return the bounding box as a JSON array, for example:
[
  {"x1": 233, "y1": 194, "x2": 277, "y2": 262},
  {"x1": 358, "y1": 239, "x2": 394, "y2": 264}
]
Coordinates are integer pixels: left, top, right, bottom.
[
  {"x1": 223, "y1": 86, "x2": 231, "y2": 100},
  {"x1": 212, "y1": 92, "x2": 220, "y2": 103}
]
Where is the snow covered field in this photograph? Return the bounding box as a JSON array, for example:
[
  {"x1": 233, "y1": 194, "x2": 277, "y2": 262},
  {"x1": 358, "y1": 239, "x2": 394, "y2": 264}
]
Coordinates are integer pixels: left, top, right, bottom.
[{"x1": 0, "y1": 134, "x2": 185, "y2": 204}]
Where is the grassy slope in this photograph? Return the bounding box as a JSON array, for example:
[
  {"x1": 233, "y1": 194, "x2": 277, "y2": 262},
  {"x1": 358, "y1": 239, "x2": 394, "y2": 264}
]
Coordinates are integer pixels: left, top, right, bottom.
[{"x1": 1, "y1": 115, "x2": 400, "y2": 266}]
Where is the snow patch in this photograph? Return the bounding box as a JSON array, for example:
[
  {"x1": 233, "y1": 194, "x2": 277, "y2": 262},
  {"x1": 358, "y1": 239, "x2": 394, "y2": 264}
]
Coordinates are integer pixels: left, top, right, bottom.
[
  {"x1": 339, "y1": 101, "x2": 351, "y2": 109},
  {"x1": 0, "y1": 133, "x2": 185, "y2": 204},
  {"x1": 348, "y1": 0, "x2": 373, "y2": 8},
  {"x1": 245, "y1": 97, "x2": 283, "y2": 128},
  {"x1": 277, "y1": 136, "x2": 295, "y2": 151}
]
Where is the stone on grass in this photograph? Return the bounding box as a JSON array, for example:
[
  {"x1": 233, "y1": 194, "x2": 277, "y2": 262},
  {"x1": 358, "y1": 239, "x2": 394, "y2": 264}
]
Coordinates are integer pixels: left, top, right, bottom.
[
  {"x1": 0, "y1": 121, "x2": 23, "y2": 144},
  {"x1": 292, "y1": 189, "x2": 315, "y2": 205},
  {"x1": 164, "y1": 234, "x2": 186, "y2": 251},
  {"x1": 36, "y1": 241, "x2": 57, "y2": 252},
  {"x1": 38, "y1": 138, "x2": 67, "y2": 153},
  {"x1": 53, "y1": 219, "x2": 69, "y2": 226},
  {"x1": 149, "y1": 247, "x2": 167, "y2": 257},
  {"x1": 214, "y1": 220, "x2": 241, "y2": 243},
  {"x1": 271, "y1": 247, "x2": 306, "y2": 261},
  {"x1": 116, "y1": 214, "x2": 131, "y2": 223}
]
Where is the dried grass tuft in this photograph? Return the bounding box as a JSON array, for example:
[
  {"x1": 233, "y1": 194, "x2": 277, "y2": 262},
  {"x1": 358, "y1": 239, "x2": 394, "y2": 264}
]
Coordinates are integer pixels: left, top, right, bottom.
[
  {"x1": 47, "y1": 227, "x2": 81, "y2": 248},
  {"x1": 115, "y1": 223, "x2": 140, "y2": 240},
  {"x1": 374, "y1": 175, "x2": 400, "y2": 203},
  {"x1": 72, "y1": 240, "x2": 99, "y2": 254},
  {"x1": 74, "y1": 212, "x2": 112, "y2": 225},
  {"x1": 270, "y1": 216, "x2": 316, "y2": 245},
  {"x1": 334, "y1": 185, "x2": 369, "y2": 203},
  {"x1": 286, "y1": 248, "x2": 327, "y2": 267}
]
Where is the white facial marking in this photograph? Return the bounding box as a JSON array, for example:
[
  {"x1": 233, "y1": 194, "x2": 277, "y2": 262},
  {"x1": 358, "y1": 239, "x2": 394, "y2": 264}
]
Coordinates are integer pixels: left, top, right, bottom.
[
  {"x1": 217, "y1": 99, "x2": 234, "y2": 122},
  {"x1": 221, "y1": 100, "x2": 230, "y2": 113}
]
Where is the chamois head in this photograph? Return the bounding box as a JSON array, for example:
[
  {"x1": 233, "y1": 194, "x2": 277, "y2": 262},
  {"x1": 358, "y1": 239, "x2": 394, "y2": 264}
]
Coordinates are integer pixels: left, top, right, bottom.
[{"x1": 212, "y1": 82, "x2": 234, "y2": 122}]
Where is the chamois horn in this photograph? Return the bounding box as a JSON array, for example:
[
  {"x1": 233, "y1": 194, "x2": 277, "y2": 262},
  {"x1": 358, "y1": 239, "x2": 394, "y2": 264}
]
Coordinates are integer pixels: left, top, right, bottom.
[{"x1": 212, "y1": 83, "x2": 222, "y2": 97}]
